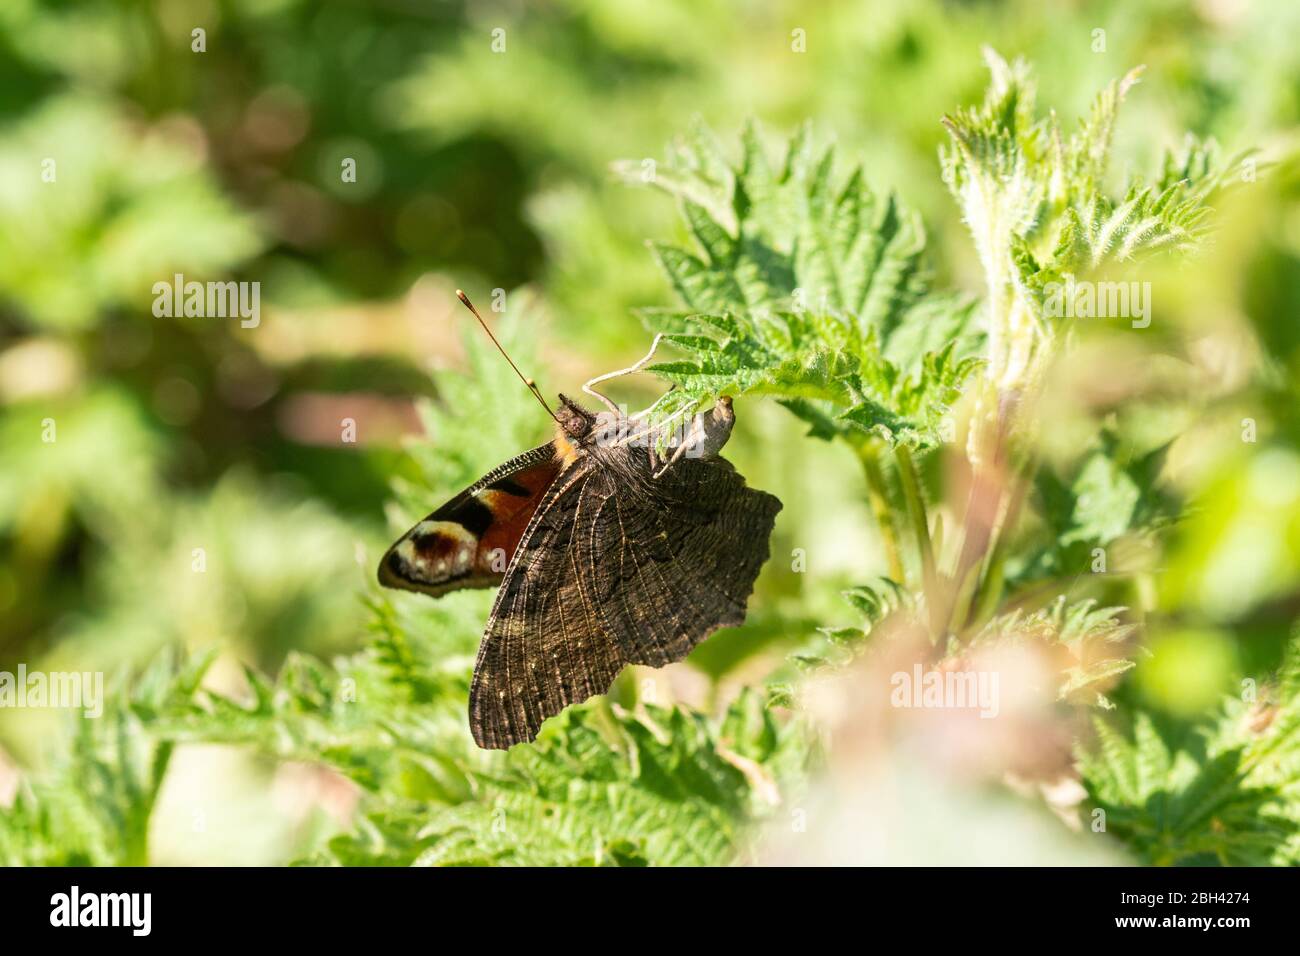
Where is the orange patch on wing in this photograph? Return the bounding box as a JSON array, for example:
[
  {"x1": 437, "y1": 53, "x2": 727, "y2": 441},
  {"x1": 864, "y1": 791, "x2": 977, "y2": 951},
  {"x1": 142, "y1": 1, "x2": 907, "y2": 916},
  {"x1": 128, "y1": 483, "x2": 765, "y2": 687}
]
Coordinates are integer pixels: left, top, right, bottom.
[
  {"x1": 379, "y1": 445, "x2": 570, "y2": 599},
  {"x1": 472, "y1": 456, "x2": 563, "y2": 574},
  {"x1": 477, "y1": 507, "x2": 540, "y2": 573}
]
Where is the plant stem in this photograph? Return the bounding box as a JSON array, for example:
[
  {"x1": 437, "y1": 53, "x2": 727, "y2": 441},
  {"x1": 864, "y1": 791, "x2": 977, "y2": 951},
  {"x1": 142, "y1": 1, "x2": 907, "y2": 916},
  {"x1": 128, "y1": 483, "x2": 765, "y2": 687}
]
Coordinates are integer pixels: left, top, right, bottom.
[
  {"x1": 124, "y1": 738, "x2": 174, "y2": 867},
  {"x1": 856, "y1": 442, "x2": 906, "y2": 584},
  {"x1": 948, "y1": 389, "x2": 1025, "y2": 637},
  {"x1": 969, "y1": 545, "x2": 1007, "y2": 630},
  {"x1": 968, "y1": 446, "x2": 1034, "y2": 631},
  {"x1": 895, "y1": 444, "x2": 940, "y2": 632}
]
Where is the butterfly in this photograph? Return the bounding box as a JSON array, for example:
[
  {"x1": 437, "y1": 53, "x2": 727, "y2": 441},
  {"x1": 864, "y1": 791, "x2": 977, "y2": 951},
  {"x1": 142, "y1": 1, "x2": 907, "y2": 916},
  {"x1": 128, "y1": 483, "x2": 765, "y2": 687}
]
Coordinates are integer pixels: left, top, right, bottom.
[{"x1": 378, "y1": 292, "x2": 782, "y2": 749}]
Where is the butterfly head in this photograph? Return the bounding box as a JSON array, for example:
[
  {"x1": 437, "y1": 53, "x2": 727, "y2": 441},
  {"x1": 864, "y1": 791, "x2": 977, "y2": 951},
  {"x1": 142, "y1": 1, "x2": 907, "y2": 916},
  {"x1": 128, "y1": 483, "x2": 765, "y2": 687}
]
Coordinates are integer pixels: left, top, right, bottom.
[{"x1": 554, "y1": 393, "x2": 597, "y2": 439}]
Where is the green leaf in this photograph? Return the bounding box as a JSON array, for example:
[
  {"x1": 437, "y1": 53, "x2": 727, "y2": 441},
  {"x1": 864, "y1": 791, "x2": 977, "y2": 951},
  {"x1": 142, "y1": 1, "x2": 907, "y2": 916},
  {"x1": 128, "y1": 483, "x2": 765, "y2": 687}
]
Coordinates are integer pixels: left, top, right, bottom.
[
  {"x1": 1078, "y1": 635, "x2": 1300, "y2": 865},
  {"x1": 940, "y1": 48, "x2": 1240, "y2": 391},
  {"x1": 973, "y1": 597, "x2": 1141, "y2": 702},
  {"x1": 309, "y1": 694, "x2": 804, "y2": 867},
  {"x1": 625, "y1": 122, "x2": 982, "y2": 449}
]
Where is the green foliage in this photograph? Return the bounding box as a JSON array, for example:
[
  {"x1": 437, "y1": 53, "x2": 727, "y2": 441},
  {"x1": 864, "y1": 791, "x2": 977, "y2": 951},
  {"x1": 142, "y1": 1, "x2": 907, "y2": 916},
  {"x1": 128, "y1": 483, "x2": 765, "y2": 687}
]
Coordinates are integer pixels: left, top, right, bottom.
[
  {"x1": 0, "y1": 386, "x2": 163, "y2": 532},
  {"x1": 0, "y1": 648, "x2": 211, "y2": 866},
  {"x1": 940, "y1": 49, "x2": 1239, "y2": 391},
  {"x1": 313, "y1": 690, "x2": 799, "y2": 866},
  {"x1": 1078, "y1": 635, "x2": 1300, "y2": 866},
  {"x1": 622, "y1": 122, "x2": 982, "y2": 449},
  {"x1": 0, "y1": 96, "x2": 262, "y2": 331},
  {"x1": 3, "y1": 4, "x2": 1296, "y2": 869},
  {"x1": 973, "y1": 597, "x2": 1140, "y2": 704},
  {"x1": 1019, "y1": 429, "x2": 1179, "y2": 582},
  {"x1": 940, "y1": 52, "x2": 1233, "y2": 274},
  {"x1": 779, "y1": 576, "x2": 912, "y2": 676},
  {"x1": 0, "y1": 625, "x2": 802, "y2": 866}
]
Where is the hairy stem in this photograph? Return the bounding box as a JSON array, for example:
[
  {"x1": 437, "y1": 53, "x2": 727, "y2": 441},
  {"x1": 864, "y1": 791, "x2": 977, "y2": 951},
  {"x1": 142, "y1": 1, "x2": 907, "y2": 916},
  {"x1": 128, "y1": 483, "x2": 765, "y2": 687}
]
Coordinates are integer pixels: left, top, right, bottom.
[
  {"x1": 856, "y1": 442, "x2": 906, "y2": 584},
  {"x1": 895, "y1": 444, "x2": 940, "y2": 633},
  {"x1": 968, "y1": 456, "x2": 1034, "y2": 630}
]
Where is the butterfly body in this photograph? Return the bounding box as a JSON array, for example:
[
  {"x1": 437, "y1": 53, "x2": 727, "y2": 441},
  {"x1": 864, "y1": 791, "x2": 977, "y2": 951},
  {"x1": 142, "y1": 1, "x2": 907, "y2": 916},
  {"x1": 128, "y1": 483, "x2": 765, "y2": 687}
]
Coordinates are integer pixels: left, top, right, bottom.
[{"x1": 379, "y1": 394, "x2": 781, "y2": 749}]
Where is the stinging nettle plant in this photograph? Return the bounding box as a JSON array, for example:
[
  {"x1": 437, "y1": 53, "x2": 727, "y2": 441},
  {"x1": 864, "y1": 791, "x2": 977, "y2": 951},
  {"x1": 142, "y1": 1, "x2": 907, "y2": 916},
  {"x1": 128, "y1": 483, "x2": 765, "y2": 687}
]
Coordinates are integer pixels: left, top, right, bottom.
[
  {"x1": 940, "y1": 50, "x2": 1245, "y2": 398},
  {"x1": 619, "y1": 47, "x2": 1244, "y2": 644}
]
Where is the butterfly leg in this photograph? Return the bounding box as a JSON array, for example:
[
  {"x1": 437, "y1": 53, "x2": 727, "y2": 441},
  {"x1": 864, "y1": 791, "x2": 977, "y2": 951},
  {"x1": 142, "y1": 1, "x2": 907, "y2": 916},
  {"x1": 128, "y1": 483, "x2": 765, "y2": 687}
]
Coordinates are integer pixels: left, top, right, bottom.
[
  {"x1": 652, "y1": 415, "x2": 702, "y2": 478},
  {"x1": 614, "y1": 403, "x2": 692, "y2": 454},
  {"x1": 652, "y1": 441, "x2": 692, "y2": 479},
  {"x1": 582, "y1": 333, "x2": 665, "y2": 415},
  {"x1": 652, "y1": 399, "x2": 737, "y2": 478}
]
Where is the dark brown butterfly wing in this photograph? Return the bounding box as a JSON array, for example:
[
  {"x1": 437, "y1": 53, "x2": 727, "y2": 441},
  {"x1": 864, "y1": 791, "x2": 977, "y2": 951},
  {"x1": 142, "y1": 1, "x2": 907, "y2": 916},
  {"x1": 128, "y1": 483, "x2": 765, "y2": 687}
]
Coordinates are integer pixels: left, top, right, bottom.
[
  {"x1": 585, "y1": 455, "x2": 781, "y2": 667},
  {"x1": 467, "y1": 464, "x2": 601, "y2": 748},
  {"x1": 377, "y1": 443, "x2": 562, "y2": 598},
  {"x1": 468, "y1": 450, "x2": 781, "y2": 749}
]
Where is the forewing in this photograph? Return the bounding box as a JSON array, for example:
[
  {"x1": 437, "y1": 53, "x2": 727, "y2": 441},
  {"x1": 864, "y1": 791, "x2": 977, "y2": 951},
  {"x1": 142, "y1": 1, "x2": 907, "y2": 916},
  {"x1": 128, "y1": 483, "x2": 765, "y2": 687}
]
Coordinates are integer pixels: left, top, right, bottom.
[
  {"x1": 377, "y1": 443, "x2": 561, "y2": 598},
  {"x1": 468, "y1": 464, "x2": 625, "y2": 749}
]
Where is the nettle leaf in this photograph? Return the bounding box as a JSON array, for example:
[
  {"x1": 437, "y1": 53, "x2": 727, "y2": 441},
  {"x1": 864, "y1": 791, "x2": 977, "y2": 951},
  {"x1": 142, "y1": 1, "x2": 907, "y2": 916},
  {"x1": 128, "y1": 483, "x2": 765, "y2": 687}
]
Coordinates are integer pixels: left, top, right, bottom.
[
  {"x1": 1054, "y1": 135, "x2": 1249, "y2": 271},
  {"x1": 7, "y1": 612, "x2": 805, "y2": 866},
  {"x1": 940, "y1": 50, "x2": 1051, "y2": 274},
  {"x1": 624, "y1": 120, "x2": 981, "y2": 449},
  {"x1": 972, "y1": 597, "x2": 1140, "y2": 703},
  {"x1": 0, "y1": 647, "x2": 221, "y2": 866},
  {"x1": 1054, "y1": 180, "x2": 1212, "y2": 270},
  {"x1": 792, "y1": 577, "x2": 913, "y2": 671},
  {"x1": 941, "y1": 48, "x2": 1241, "y2": 390},
  {"x1": 942, "y1": 50, "x2": 1234, "y2": 276},
  {"x1": 1022, "y1": 430, "x2": 1178, "y2": 581},
  {"x1": 841, "y1": 576, "x2": 911, "y2": 623},
  {"x1": 1078, "y1": 635, "x2": 1300, "y2": 866},
  {"x1": 840, "y1": 339, "x2": 980, "y2": 447},
  {"x1": 310, "y1": 691, "x2": 803, "y2": 867}
]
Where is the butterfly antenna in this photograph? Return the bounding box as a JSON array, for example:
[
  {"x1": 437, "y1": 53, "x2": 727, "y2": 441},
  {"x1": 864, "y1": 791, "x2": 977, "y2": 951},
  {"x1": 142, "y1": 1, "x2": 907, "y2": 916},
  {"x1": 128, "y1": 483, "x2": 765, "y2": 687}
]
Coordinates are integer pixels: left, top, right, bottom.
[
  {"x1": 583, "y1": 332, "x2": 665, "y2": 415},
  {"x1": 455, "y1": 290, "x2": 558, "y2": 422}
]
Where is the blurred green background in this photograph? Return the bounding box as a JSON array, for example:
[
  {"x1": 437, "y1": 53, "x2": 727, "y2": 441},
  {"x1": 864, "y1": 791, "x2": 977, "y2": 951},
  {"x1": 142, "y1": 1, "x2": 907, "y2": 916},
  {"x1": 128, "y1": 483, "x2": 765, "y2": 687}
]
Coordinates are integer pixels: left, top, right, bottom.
[{"x1": 2, "y1": 0, "x2": 1299, "y2": 864}]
